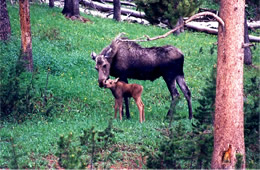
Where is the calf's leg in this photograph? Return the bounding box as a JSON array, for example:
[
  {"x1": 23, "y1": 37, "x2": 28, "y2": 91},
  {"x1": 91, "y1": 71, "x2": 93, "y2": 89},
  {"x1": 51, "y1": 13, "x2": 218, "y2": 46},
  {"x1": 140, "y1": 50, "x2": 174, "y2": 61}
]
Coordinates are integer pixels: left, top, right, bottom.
[
  {"x1": 135, "y1": 98, "x2": 145, "y2": 123},
  {"x1": 118, "y1": 99, "x2": 123, "y2": 121},
  {"x1": 114, "y1": 100, "x2": 118, "y2": 119},
  {"x1": 141, "y1": 100, "x2": 145, "y2": 122}
]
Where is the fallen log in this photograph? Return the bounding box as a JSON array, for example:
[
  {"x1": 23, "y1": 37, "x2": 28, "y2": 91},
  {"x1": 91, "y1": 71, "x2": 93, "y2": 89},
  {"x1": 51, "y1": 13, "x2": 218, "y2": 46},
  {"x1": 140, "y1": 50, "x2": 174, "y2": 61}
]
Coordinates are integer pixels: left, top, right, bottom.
[
  {"x1": 79, "y1": 0, "x2": 145, "y2": 18},
  {"x1": 185, "y1": 22, "x2": 260, "y2": 42},
  {"x1": 185, "y1": 22, "x2": 218, "y2": 34},
  {"x1": 93, "y1": 0, "x2": 136, "y2": 7},
  {"x1": 248, "y1": 21, "x2": 260, "y2": 29}
]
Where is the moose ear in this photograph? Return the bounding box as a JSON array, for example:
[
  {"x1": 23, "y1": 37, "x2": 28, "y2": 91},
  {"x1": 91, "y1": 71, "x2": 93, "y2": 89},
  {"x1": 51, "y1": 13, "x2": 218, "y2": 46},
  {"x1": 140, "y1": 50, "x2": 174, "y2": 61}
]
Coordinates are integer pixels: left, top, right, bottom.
[
  {"x1": 104, "y1": 48, "x2": 112, "y2": 58},
  {"x1": 115, "y1": 78, "x2": 119, "y2": 83},
  {"x1": 91, "y1": 52, "x2": 97, "y2": 60}
]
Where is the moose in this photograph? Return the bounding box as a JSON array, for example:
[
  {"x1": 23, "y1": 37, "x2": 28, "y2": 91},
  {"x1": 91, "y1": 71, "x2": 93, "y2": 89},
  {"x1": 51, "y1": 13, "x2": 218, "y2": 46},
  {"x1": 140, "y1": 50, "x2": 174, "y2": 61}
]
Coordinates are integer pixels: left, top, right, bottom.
[
  {"x1": 91, "y1": 35, "x2": 192, "y2": 119},
  {"x1": 103, "y1": 78, "x2": 145, "y2": 123}
]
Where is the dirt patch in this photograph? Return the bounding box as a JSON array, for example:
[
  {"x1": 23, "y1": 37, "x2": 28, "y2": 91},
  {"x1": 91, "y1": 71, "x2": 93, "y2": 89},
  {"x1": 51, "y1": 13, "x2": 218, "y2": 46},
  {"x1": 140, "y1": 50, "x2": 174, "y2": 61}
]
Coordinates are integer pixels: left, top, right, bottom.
[
  {"x1": 44, "y1": 154, "x2": 63, "y2": 169},
  {"x1": 43, "y1": 144, "x2": 146, "y2": 169},
  {"x1": 65, "y1": 15, "x2": 92, "y2": 23}
]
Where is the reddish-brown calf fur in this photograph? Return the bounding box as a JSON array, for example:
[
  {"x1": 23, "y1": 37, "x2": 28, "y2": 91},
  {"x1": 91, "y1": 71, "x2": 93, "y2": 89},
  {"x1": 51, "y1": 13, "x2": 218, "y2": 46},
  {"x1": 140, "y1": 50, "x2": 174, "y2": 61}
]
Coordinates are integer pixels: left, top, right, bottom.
[{"x1": 104, "y1": 78, "x2": 145, "y2": 123}]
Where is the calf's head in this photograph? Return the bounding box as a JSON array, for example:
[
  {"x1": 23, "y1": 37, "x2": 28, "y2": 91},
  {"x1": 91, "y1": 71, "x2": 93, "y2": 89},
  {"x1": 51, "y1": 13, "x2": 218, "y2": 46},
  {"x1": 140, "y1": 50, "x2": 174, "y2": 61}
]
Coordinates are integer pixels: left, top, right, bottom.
[
  {"x1": 91, "y1": 48, "x2": 112, "y2": 87},
  {"x1": 103, "y1": 78, "x2": 119, "y2": 89}
]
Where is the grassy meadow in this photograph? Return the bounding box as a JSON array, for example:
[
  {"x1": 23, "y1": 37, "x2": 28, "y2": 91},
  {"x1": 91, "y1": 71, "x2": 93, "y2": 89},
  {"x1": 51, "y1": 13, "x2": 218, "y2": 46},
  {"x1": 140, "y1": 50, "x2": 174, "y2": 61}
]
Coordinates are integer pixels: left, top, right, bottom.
[{"x1": 0, "y1": 3, "x2": 259, "y2": 168}]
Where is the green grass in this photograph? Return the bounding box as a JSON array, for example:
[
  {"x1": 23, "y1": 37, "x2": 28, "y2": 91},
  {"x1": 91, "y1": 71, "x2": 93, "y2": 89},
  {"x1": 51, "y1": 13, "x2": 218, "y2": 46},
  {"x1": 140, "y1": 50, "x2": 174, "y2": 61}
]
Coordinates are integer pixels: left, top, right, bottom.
[{"x1": 0, "y1": 3, "x2": 259, "y2": 168}]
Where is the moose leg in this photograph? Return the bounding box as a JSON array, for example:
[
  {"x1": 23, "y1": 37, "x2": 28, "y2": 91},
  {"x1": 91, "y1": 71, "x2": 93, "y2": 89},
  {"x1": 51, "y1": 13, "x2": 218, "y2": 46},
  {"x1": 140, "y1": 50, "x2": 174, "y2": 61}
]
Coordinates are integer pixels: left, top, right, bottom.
[
  {"x1": 176, "y1": 75, "x2": 192, "y2": 119},
  {"x1": 120, "y1": 78, "x2": 130, "y2": 119},
  {"x1": 124, "y1": 97, "x2": 130, "y2": 119},
  {"x1": 163, "y1": 76, "x2": 180, "y2": 118}
]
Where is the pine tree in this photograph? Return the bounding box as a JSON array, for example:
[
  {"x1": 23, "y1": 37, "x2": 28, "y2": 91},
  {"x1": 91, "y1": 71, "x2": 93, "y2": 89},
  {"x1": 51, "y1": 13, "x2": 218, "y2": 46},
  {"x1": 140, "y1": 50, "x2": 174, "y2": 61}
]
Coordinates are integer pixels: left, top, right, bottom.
[
  {"x1": 195, "y1": 66, "x2": 216, "y2": 126},
  {"x1": 135, "y1": 0, "x2": 201, "y2": 27}
]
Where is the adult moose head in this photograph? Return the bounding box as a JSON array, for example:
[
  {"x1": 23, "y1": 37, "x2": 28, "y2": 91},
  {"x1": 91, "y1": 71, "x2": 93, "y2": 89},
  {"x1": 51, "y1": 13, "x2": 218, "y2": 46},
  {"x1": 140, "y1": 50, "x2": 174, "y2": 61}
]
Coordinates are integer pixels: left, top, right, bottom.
[{"x1": 91, "y1": 34, "x2": 192, "y2": 119}]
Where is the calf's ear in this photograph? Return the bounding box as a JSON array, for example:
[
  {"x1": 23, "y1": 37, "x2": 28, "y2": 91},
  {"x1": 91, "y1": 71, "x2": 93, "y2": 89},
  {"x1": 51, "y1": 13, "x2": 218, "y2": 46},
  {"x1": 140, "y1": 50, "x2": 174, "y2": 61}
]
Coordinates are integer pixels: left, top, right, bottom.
[
  {"x1": 115, "y1": 78, "x2": 119, "y2": 83},
  {"x1": 91, "y1": 52, "x2": 97, "y2": 60}
]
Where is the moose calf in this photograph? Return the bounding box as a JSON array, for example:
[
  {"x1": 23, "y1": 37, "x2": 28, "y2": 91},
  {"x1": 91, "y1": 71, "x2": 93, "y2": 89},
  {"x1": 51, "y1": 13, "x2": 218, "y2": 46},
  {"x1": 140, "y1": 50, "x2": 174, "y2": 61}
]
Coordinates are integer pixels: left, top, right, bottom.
[{"x1": 104, "y1": 78, "x2": 145, "y2": 123}]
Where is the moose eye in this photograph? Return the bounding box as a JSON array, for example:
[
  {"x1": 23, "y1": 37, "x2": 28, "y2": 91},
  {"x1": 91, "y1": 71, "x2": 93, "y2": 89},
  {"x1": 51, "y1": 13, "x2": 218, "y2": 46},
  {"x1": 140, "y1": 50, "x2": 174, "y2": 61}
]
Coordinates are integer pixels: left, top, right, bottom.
[{"x1": 103, "y1": 65, "x2": 107, "y2": 69}]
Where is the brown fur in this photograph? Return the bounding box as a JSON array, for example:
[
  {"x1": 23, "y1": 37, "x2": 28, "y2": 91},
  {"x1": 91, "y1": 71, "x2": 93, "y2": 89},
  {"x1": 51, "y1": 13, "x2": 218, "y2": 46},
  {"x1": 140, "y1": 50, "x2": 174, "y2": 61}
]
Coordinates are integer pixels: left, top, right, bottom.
[{"x1": 104, "y1": 78, "x2": 145, "y2": 123}]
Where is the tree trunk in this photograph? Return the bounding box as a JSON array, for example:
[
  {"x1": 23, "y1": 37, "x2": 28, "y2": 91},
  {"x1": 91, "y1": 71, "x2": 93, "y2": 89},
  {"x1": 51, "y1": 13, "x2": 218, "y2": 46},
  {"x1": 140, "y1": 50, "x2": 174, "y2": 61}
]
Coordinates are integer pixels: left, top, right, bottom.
[
  {"x1": 19, "y1": 0, "x2": 33, "y2": 72},
  {"x1": 49, "y1": 0, "x2": 54, "y2": 8},
  {"x1": 211, "y1": 0, "x2": 245, "y2": 169},
  {"x1": 244, "y1": 14, "x2": 252, "y2": 65},
  {"x1": 0, "y1": 0, "x2": 11, "y2": 41},
  {"x1": 173, "y1": 17, "x2": 184, "y2": 35},
  {"x1": 113, "y1": 0, "x2": 121, "y2": 21},
  {"x1": 62, "y1": 0, "x2": 80, "y2": 17}
]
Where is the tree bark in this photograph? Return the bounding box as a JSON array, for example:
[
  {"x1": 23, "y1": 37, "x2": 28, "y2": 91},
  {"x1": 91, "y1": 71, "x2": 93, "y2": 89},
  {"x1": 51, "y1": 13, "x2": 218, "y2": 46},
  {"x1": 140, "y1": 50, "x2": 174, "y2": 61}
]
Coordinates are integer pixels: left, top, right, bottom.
[
  {"x1": 62, "y1": 0, "x2": 80, "y2": 17},
  {"x1": 244, "y1": 14, "x2": 252, "y2": 65},
  {"x1": 0, "y1": 0, "x2": 11, "y2": 41},
  {"x1": 172, "y1": 17, "x2": 184, "y2": 35},
  {"x1": 49, "y1": 0, "x2": 54, "y2": 8},
  {"x1": 211, "y1": 0, "x2": 245, "y2": 169},
  {"x1": 19, "y1": 0, "x2": 33, "y2": 72},
  {"x1": 113, "y1": 0, "x2": 121, "y2": 21}
]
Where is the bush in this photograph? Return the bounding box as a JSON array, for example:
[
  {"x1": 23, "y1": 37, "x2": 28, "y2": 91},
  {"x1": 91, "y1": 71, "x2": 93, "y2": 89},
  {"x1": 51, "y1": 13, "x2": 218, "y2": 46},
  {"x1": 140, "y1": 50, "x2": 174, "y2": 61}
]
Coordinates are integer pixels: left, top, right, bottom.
[
  {"x1": 244, "y1": 75, "x2": 260, "y2": 169},
  {"x1": 56, "y1": 119, "x2": 121, "y2": 169},
  {"x1": 145, "y1": 120, "x2": 213, "y2": 169},
  {"x1": 195, "y1": 66, "x2": 216, "y2": 126},
  {"x1": 0, "y1": 59, "x2": 60, "y2": 121},
  {"x1": 0, "y1": 59, "x2": 31, "y2": 119},
  {"x1": 135, "y1": 0, "x2": 201, "y2": 27}
]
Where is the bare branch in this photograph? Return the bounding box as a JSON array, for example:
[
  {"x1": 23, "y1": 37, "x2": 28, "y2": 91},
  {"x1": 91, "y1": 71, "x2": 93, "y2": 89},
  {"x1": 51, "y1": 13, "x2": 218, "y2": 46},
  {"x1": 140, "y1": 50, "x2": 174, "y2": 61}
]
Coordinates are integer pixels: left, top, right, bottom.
[
  {"x1": 185, "y1": 12, "x2": 224, "y2": 28},
  {"x1": 114, "y1": 32, "x2": 126, "y2": 40},
  {"x1": 118, "y1": 12, "x2": 225, "y2": 42},
  {"x1": 242, "y1": 43, "x2": 254, "y2": 48}
]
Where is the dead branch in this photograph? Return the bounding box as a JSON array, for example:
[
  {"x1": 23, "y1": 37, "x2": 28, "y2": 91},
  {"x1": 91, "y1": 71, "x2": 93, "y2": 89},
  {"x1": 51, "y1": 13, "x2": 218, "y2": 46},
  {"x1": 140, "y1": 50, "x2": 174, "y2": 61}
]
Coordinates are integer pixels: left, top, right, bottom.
[
  {"x1": 93, "y1": 0, "x2": 137, "y2": 7},
  {"x1": 118, "y1": 12, "x2": 225, "y2": 42},
  {"x1": 186, "y1": 12, "x2": 224, "y2": 27},
  {"x1": 79, "y1": 0, "x2": 145, "y2": 18}
]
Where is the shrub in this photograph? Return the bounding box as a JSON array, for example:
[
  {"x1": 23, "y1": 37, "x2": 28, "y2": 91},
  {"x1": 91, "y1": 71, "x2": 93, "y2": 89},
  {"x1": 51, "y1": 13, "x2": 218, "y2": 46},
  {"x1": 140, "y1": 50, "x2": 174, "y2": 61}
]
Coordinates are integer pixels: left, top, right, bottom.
[
  {"x1": 135, "y1": 0, "x2": 201, "y2": 27},
  {"x1": 145, "y1": 120, "x2": 213, "y2": 169},
  {"x1": 56, "y1": 132, "x2": 82, "y2": 169},
  {"x1": 0, "y1": 59, "x2": 31, "y2": 119},
  {"x1": 195, "y1": 66, "x2": 216, "y2": 126},
  {"x1": 244, "y1": 75, "x2": 260, "y2": 168},
  {"x1": 56, "y1": 119, "x2": 120, "y2": 169},
  {"x1": 0, "y1": 60, "x2": 60, "y2": 121}
]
